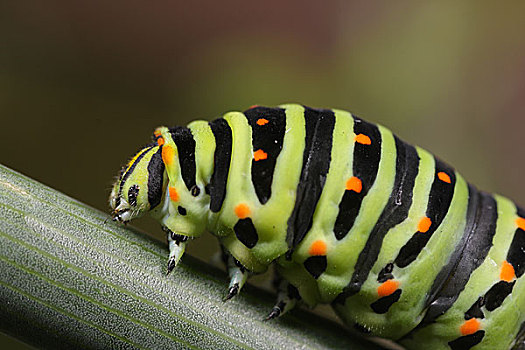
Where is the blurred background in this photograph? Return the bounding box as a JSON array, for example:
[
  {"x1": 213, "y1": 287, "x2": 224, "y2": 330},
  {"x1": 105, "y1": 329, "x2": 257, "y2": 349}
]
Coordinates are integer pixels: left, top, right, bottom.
[{"x1": 1, "y1": 1, "x2": 525, "y2": 347}]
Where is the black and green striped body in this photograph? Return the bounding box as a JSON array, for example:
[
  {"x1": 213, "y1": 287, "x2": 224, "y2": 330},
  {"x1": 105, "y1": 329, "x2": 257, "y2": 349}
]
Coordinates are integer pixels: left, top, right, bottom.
[{"x1": 110, "y1": 104, "x2": 525, "y2": 349}]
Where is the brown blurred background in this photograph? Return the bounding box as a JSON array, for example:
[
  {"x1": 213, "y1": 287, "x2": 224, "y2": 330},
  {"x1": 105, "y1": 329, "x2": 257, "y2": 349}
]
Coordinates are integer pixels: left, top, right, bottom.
[{"x1": 1, "y1": 1, "x2": 525, "y2": 348}]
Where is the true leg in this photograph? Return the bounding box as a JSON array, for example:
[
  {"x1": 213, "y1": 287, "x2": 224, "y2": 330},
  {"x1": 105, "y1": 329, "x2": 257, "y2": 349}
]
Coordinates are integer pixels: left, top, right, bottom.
[
  {"x1": 164, "y1": 227, "x2": 188, "y2": 275},
  {"x1": 224, "y1": 251, "x2": 249, "y2": 301},
  {"x1": 266, "y1": 277, "x2": 300, "y2": 320}
]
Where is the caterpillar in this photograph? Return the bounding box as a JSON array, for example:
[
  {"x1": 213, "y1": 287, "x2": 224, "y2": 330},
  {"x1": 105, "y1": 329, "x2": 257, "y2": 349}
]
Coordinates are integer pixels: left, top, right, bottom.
[{"x1": 109, "y1": 104, "x2": 525, "y2": 349}]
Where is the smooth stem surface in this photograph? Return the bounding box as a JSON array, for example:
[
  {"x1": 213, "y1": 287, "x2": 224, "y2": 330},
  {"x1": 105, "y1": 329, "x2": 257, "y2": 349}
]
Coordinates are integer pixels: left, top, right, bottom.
[{"x1": 0, "y1": 164, "x2": 384, "y2": 349}]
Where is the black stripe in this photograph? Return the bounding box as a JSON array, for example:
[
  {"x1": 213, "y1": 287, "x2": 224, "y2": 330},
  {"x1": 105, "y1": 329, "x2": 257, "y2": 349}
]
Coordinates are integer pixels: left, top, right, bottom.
[
  {"x1": 243, "y1": 107, "x2": 286, "y2": 204},
  {"x1": 233, "y1": 218, "x2": 259, "y2": 248},
  {"x1": 147, "y1": 147, "x2": 165, "y2": 209},
  {"x1": 484, "y1": 280, "x2": 515, "y2": 311},
  {"x1": 208, "y1": 119, "x2": 233, "y2": 213},
  {"x1": 507, "y1": 206, "x2": 525, "y2": 278},
  {"x1": 465, "y1": 297, "x2": 485, "y2": 320},
  {"x1": 304, "y1": 256, "x2": 328, "y2": 279},
  {"x1": 117, "y1": 145, "x2": 155, "y2": 208},
  {"x1": 394, "y1": 157, "x2": 457, "y2": 268},
  {"x1": 169, "y1": 127, "x2": 196, "y2": 192},
  {"x1": 423, "y1": 185, "x2": 479, "y2": 309},
  {"x1": 377, "y1": 263, "x2": 394, "y2": 283},
  {"x1": 285, "y1": 107, "x2": 335, "y2": 254},
  {"x1": 333, "y1": 116, "x2": 382, "y2": 240},
  {"x1": 334, "y1": 137, "x2": 419, "y2": 303},
  {"x1": 448, "y1": 331, "x2": 485, "y2": 350},
  {"x1": 415, "y1": 190, "x2": 498, "y2": 328},
  {"x1": 370, "y1": 289, "x2": 402, "y2": 314}
]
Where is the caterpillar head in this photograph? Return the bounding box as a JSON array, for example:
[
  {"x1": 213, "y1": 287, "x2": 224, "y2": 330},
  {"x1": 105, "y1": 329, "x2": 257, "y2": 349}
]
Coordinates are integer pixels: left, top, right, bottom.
[{"x1": 109, "y1": 145, "x2": 167, "y2": 223}]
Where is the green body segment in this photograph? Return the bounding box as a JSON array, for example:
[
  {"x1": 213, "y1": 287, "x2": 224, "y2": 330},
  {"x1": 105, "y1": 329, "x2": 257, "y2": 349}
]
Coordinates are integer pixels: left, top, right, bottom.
[
  {"x1": 402, "y1": 194, "x2": 525, "y2": 349},
  {"x1": 212, "y1": 110, "x2": 299, "y2": 272},
  {"x1": 111, "y1": 104, "x2": 525, "y2": 349}
]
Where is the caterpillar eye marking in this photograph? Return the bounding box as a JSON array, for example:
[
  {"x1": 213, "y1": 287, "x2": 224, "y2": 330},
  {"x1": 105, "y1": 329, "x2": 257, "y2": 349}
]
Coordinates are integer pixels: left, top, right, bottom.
[
  {"x1": 128, "y1": 184, "x2": 140, "y2": 207},
  {"x1": 109, "y1": 104, "x2": 525, "y2": 350}
]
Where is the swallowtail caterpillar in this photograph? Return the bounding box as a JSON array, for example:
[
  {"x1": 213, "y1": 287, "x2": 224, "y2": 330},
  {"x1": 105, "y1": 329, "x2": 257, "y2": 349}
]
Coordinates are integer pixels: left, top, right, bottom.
[{"x1": 109, "y1": 104, "x2": 525, "y2": 349}]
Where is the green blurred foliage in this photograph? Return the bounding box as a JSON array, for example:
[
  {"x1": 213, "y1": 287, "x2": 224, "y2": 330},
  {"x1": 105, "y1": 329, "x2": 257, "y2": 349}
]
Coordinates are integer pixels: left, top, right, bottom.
[{"x1": 1, "y1": 2, "x2": 524, "y2": 346}]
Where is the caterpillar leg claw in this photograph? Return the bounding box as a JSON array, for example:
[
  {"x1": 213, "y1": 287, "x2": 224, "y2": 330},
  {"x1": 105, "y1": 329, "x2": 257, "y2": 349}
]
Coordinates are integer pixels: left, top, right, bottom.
[
  {"x1": 224, "y1": 253, "x2": 249, "y2": 301},
  {"x1": 165, "y1": 228, "x2": 188, "y2": 275},
  {"x1": 265, "y1": 279, "x2": 300, "y2": 321}
]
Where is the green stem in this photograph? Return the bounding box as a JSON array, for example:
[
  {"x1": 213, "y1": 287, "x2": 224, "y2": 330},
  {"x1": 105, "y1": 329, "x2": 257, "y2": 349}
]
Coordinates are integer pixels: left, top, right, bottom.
[{"x1": 0, "y1": 163, "x2": 384, "y2": 349}]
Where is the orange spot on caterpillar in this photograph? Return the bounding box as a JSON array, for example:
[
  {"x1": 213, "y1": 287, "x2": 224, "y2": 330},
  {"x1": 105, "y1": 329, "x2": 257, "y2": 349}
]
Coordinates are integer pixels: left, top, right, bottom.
[
  {"x1": 438, "y1": 172, "x2": 451, "y2": 183},
  {"x1": 418, "y1": 217, "x2": 432, "y2": 233},
  {"x1": 249, "y1": 105, "x2": 259, "y2": 109},
  {"x1": 354, "y1": 134, "x2": 371, "y2": 145},
  {"x1": 153, "y1": 129, "x2": 162, "y2": 137},
  {"x1": 253, "y1": 149, "x2": 268, "y2": 161},
  {"x1": 346, "y1": 177, "x2": 362, "y2": 193},
  {"x1": 157, "y1": 137, "x2": 165, "y2": 146},
  {"x1": 517, "y1": 217, "x2": 525, "y2": 231},
  {"x1": 309, "y1": 240, "x2": 327, "y2": 256},
  {"x1": 460, "y1": 318, "x2": 480, "y2": 336},
  {"x1": 168, "y1": 187, "x2": 179, "y2": 202},
  {"x1": 500, "y1": 261, "x2": 516, "y2": 282},
  {"x1": 256, "y1": 118, "x2": 269, "y2": 126},
  {"x1": 377, "y1": 280, "x2": 399, "y2": 297},
  {"x1": 235, "y1": 203, "x2": 250, "y2": 219},
  {"x1": 162, "y1": 145, "x2": 174, "y2": 165}
]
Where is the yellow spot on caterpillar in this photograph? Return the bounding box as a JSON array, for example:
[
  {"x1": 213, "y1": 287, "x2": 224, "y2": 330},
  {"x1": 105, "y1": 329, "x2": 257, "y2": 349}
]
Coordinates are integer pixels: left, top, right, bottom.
[
  {"x1": 309, "y1": 240, "x2": 327, "y2": 256},
  {"x1": 346, "y1": 177, "x2": 362, "y2": 193},
  {"x1": 377, "y1": 280, "x2": 399, "y2": 297},
  {"x1": 460, "y1": 318, "x2": 480, "y2": 336},
  {"x1": 438, "y1": 171, "x2": 451, "y2": 183},
  {"x1": 418, "y1": 217, "x2": 432, "y2": 233},
  {"x1": 253, "y1": 149, "x2": 268, "y2": 161},
  {"x1": 168, "y1": 187, "x2": 179, "y2": 202},
  {"x1": 500, "y1": 261, "x2": 516, "y2": 282},
  {"x1": 235, "y1": 203, "x2": 250, "y2": 219},
  {"x1": 354, "y1": 134, "x2": 371, "y2": 145}
]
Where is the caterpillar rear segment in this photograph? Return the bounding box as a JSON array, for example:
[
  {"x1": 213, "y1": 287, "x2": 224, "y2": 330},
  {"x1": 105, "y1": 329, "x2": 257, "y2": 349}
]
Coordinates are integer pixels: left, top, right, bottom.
[{"x1": 109, "y1": 104, "x2": 525, "y2": 349}]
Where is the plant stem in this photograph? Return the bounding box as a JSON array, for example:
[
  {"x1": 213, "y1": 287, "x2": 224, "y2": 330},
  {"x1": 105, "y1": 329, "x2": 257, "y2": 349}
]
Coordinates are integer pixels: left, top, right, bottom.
[{"x1": 0, "y1": 164, "x2": 384, "y2": 349}]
